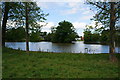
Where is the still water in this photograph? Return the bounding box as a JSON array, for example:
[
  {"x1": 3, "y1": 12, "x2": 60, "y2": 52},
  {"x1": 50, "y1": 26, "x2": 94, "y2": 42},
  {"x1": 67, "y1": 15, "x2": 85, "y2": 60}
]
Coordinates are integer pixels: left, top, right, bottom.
[{"x1": 5, "y1": 41, "x2": 120, "y2": 54}]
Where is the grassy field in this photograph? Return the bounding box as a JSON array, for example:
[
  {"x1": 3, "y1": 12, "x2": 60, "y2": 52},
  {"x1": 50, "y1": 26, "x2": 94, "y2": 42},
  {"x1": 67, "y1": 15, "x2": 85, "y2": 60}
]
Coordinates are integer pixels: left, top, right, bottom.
[{"x1": 2, "y1": 47, "x2": 120, "y2": 78}]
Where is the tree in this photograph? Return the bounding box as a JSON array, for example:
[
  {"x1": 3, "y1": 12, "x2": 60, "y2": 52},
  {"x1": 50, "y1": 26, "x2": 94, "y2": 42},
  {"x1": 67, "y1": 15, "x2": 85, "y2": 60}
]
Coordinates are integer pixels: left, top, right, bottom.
[
  {"x1": 52, "y1": 20, "x2": 78, "y2": 43},
  {"x1": 84, "y1": 30, "x2": 100, "y2": 43},
  {"x1": 100, "y1": 30, "x2": 109, "y2": 45},
  {"x1": 84, "y1": 25, "x2": 100, "y2": 43},
  {"x1": 44, "y1": 26, "x2": 56, "y2": 41},
  {"x1": 30, "y1": 31, "x2": 41, "y2": 42},
  {"x1": 30, "y1": 31, "x2": 44, "y2": 42},
  {"x1": 5, "y1": 27, "x2": 26, "y2": 41},
  {"x1": 2, "y1": 2, "x2": 10, "y2": 47},
  {"x1": 25, "y1": 2, "x2": 29, "y2": 53},
  {"x1": 86, "y1": 1, "x2": 120, "y2": 61},
  {"x1": 2, "y1": 2, "x2": 24, "y2": 47},
  {"x1": 23, "y1": 2, "x2": 48, "y2": 53},
  {"x1": 115, "y1": 26, "x2": 120, "y2": 48},
  {"x1": 2, "y1": 2, "x2": 48, "y2": 53},
  {"x1": 84, "y1": 30, "x2": 92, "y2": 43}
]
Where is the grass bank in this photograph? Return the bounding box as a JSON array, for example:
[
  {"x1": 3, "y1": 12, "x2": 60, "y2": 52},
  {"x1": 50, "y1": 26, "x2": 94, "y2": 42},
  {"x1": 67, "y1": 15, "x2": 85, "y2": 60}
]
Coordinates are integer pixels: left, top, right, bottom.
[{"x1": 2, "y1": 47, "x2": 120, "y2": 78}]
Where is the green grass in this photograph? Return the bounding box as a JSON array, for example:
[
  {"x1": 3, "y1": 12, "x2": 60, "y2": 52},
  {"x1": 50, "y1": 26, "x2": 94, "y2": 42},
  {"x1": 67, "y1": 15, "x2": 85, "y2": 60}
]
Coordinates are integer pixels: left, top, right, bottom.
[{"x1": 2, "y1": 47, "x2": 120, "y2": 78}]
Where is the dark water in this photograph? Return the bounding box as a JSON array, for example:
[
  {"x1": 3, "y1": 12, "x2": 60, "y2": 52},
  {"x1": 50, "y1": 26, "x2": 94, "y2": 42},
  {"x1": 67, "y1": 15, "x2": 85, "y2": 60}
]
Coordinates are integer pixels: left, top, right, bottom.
[{"x1": 5, "y1": 41, "x2": 120, "y2": 54}]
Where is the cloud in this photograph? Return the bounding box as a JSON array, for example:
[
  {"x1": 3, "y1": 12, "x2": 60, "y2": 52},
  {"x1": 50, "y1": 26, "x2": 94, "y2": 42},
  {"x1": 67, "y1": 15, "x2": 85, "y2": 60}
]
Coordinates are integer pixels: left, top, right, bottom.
[
  {"x1": 61, "y1": 2, "x2": 82, "y2": 15},
  {"x1": 37, "y1": 2, "x2": 49, "y2": 9},
  {"x1": 73, "y1": 22, "x2": 87, "y2": 29},
  {"x1": 37, "y1": 2, "x2": 67, "y2": 9},
  {"x1": 41, "y1": 28, "x2": 51, "y2": 33},
  {"x1": 82, "y1": 10, "x2": 90, "y2": 15},
  {"x1": 80, "y1": 15, "x2": 94, "y2": 20},
  {"x1": 60, "y1": 2, "x2": 94, "y2": 15},
  {"x1": 67, "y1": 2, "x2": 81, "y2": 8},
  {"x1": 89, "y1": 21, "x2": 103, "y2": 28},
  {"x1": 37, "y1": 2, "x2": 93, "y2": 17},
  {"x1": 64, "y1": 8, "x2": 78, "y2": 14},
  {"x1": 41, "y1": 22, "x2": 55, "y2": 32},
  {"x1": 35, "y1": 0, "x2": 85, "y2": 2},
  {"x1": 40, "y1": 22, "x2": 55, "y2": 28}
]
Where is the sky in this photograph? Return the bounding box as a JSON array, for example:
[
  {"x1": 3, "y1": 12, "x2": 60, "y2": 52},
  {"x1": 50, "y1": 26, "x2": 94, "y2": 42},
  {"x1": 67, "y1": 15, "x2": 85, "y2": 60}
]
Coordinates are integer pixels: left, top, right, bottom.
[{"x1": 36, "y1": 2, "x2": 97, "y2": 36}]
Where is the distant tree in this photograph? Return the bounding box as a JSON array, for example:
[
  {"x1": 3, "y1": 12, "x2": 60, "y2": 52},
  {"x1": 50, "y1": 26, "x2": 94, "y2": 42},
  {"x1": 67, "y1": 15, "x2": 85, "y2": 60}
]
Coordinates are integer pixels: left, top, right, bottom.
[
  {"x1": 84, "y1": 25, "x2": 100, "y2": 43},
  {"x1": 44, "y1": 33, "x2": 54, "y2": 41},
  {"x1": 6, "y1": 27, "x2": 26, "y2": 41},
  {"x1": 51, "y1": 26, "x2": 56, "y2": 33},
  {"x1": 92, "y1": 33, "x2": 100, "y2": 42},
  {"x1": 100, "y1": 29, "x2": 120, "y2": 45},
  {"x1": 100, "y1": 30, "x2": 109, "y2": 45},
  {"x1": 115, "y1": 26, "x2": 120, "y2": 47},
  {"x1": 40, "y1": 32, "x2": 47, "y2": 39},
  {"x1": 84, "y1": 31, "x2": 100, "y2": 43},
  {"x1": 52, "y1": 20, "x2": 78, "y2": 43},
  {"x1": 44, "y1": 27, "x2": 56, "y2": 41},
  {"x1": 30, "y1": 31, "x2": 42, "y2": 42}
]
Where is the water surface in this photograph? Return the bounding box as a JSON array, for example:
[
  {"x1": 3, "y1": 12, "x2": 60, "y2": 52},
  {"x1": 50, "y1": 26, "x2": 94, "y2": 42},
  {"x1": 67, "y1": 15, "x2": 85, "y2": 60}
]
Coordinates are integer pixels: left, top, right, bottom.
[{"x1": 5, "y1": 41, "x2": 120, "y2": 54}]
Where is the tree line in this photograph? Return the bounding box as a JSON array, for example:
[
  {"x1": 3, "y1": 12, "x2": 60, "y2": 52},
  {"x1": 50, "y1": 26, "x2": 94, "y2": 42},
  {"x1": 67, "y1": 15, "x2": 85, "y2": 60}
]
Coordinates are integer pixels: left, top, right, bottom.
[
  {"x1": 84, "y1": 25, "x2": 120, "y2": 45},
  {"x1": 5, "y1": 20, "x2": 79, "y2": 43}
]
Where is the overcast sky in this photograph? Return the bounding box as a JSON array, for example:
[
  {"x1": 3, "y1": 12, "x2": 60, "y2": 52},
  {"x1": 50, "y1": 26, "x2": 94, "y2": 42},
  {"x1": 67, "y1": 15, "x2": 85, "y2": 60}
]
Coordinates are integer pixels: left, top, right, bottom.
[{"x1": 36, "y1": 2, "x2": 97, "y2": 36}]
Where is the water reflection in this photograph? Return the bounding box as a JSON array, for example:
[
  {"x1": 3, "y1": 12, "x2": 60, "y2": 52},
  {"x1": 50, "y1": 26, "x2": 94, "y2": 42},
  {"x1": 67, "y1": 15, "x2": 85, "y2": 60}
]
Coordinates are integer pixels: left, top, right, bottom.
[{"x1": 5, "y1": 41, "x2": 119, "y2": 54}]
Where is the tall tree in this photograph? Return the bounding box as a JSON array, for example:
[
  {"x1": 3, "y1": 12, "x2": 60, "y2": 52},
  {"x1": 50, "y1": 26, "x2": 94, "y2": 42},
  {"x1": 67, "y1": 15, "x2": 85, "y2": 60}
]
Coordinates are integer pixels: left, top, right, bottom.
[
  {"x1": 2, "y1": 2, "x2": 9, "y2": 47},
  {"x1": 0, "y1": 3, "x2": 2, "y2": 48},
  {"x1": 2, "y1": 2, "x2": 24, "y2": 47},
  {"x1": 2, "y1": 2, "x2": 48, "y2": 53},
  {"x1": 86, "y1": 1, "x2": 120, "y2": 61},
  {"x1": 23, "y1": 2, "x2": 48, "y2": 53},
  {"x1": 25, "y1": 2, "x2": 29, "y2": 53}
]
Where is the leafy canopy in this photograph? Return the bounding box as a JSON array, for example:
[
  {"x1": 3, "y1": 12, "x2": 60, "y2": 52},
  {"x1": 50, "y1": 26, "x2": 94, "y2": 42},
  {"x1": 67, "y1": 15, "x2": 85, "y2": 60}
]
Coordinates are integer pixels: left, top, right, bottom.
[{"x1": 52, "y1": 20, "x2": 78, "y2": 43}]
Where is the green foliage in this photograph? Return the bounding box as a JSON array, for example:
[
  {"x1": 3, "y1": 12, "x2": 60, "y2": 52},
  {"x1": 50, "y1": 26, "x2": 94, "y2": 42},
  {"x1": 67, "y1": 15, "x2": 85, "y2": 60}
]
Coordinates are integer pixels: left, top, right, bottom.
[
  {"x1": 40, "y1": 32, "x2": 47, "y2": 40},
  {"x1": 84, "y1": 25, "x2": 100, "y2": 43},
  {"x1": 100, "y1": 30, "x2": 109, "y2": 44},
  {"x1": 2, "y1": 2, "x2": 48, "y2": 44},
  {"x1": 30, "y1": 31, "x2": 43, "y2": 42},
  {"x1": 84, "y1": 31, "x2": 92, "y2": 42},
  {"x1": 52, "y1": 20, "x2": 78, "y2": 43},
  {"x1": 5, "y1": 26, "x2": 49, "y2": 42},
  {"x1": 2, "y1": 2, "x2": 48, "y2": 28},
  {"x1": 100, "y1": 29, "x2": 120, "y2": 45},
  {"x1": 23, "y1": 2, "x2": 48, "y2": 28},
  {"x1": 44, "y1": 33, "x2": 54, "y2": 41},
  {"x1": 115, "y1": 28, "x2": 120, "y2": 46},
  {"x1": 84, "y1": 30, "x2": 100, "y2": 43},
  {"x1": 84, "y1": 28, "x2": 120, "y2": 45},
  {"x1": 5, "y1": 27, "x2": 26, "y2": 42}
]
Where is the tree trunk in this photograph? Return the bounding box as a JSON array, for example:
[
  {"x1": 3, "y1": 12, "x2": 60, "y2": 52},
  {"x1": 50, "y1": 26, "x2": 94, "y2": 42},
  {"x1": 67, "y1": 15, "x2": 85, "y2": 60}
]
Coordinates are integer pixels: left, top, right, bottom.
[
  {"x1": 25, "y1": 2, "x2": 29, "y2": 53},
  {"x1": 2, "y1": 2, "x2": 9, "y2": 47},
  {"x1": 109, "y1": 2, "x2": 117, "y2": 62}
]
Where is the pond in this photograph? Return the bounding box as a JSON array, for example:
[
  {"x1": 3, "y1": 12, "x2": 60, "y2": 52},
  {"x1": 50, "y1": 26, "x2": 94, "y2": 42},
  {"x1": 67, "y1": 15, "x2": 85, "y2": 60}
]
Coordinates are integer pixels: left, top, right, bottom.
[{"x1": 5, "y1": 41, "x2": 120, "y2": 54}]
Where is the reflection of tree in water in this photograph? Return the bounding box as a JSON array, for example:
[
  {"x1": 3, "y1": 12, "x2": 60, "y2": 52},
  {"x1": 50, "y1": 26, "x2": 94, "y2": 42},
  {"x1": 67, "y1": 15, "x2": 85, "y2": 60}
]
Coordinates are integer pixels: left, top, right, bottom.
[
  {"x1": 5, "y1": 42, "x2": 15, "y2": 48},
  {"x1": 52, "y1": 43, "x2": 73, "y2": 53}
]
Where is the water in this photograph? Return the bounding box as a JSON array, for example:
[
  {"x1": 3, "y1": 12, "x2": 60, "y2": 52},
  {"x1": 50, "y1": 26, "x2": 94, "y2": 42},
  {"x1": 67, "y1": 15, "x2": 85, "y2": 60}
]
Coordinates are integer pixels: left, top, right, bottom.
[{"x1": 5, "y1": 41, "x2": 120, "y2": 54}]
